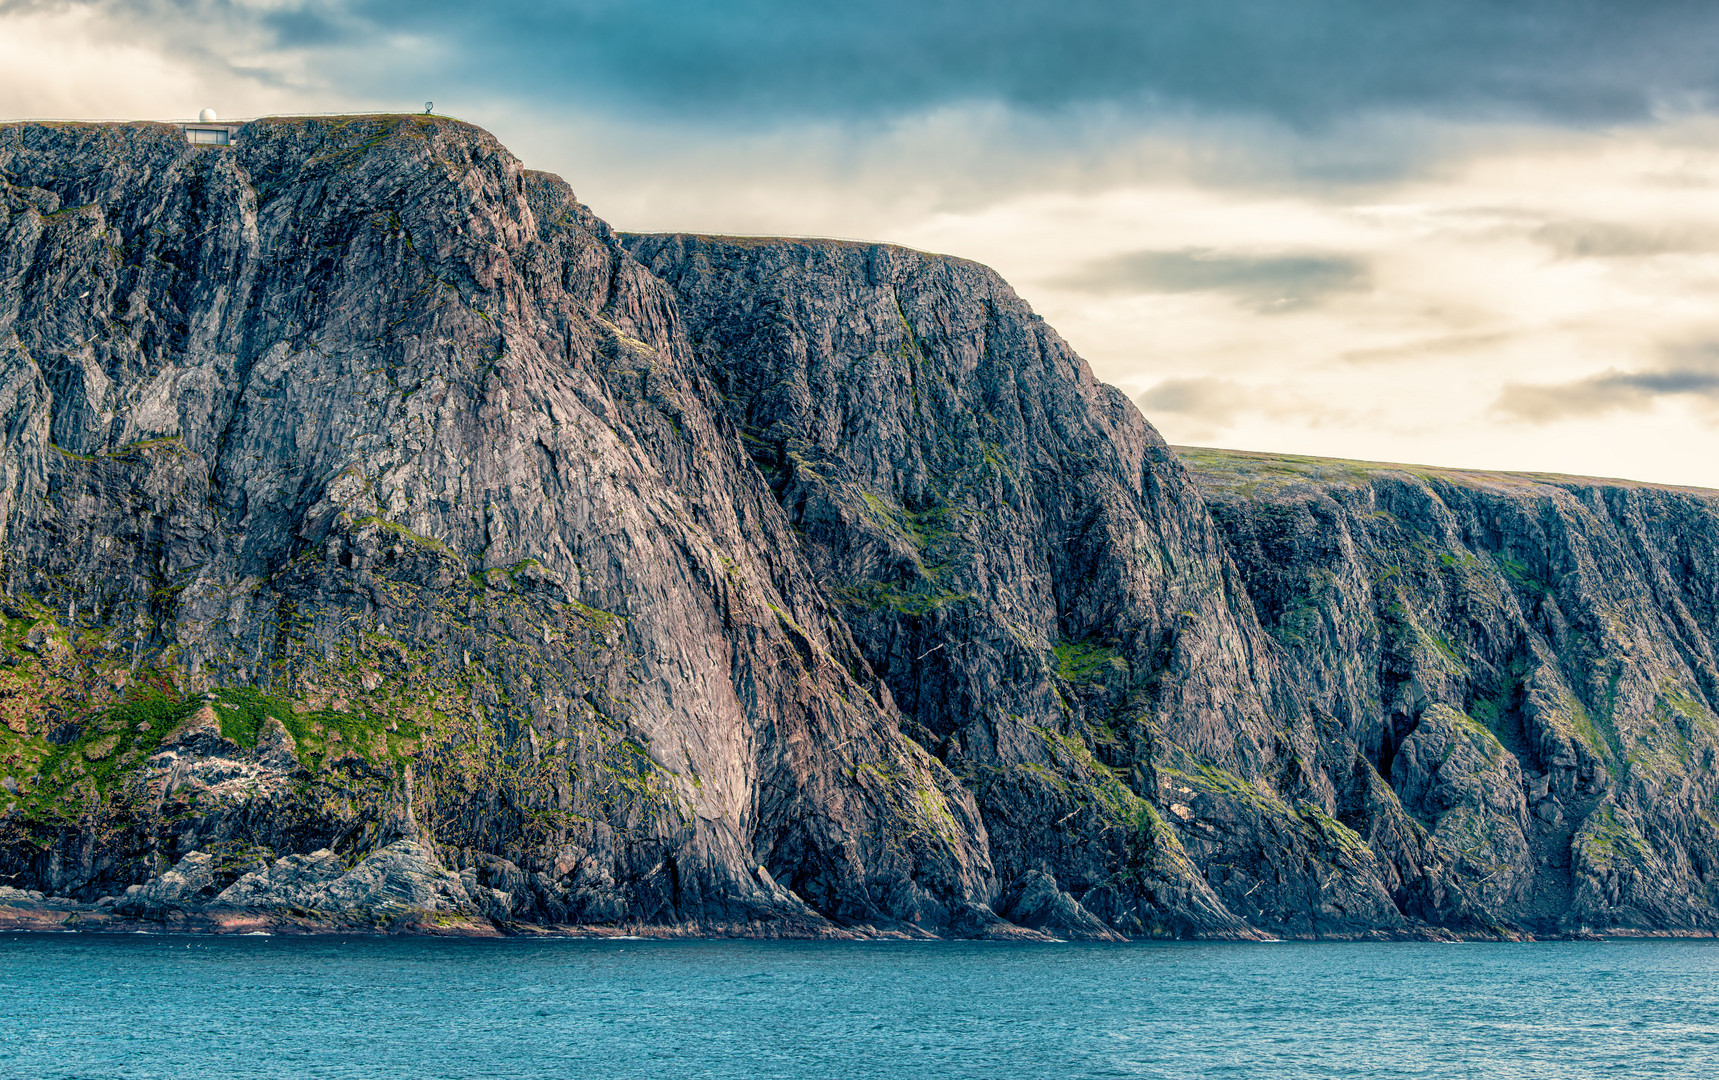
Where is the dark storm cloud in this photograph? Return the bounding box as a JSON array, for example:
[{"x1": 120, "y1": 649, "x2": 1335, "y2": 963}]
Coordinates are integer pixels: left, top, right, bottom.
[
  {"x1": 1495, "y1": 346, "x2": 1719, "y2": 422},
  {"x1": 40, "y1": 0, "x2": 1719, "y2": 127},
  {"x1": 1058, "y1": 249, "x2": 1369, "y2": 310}
]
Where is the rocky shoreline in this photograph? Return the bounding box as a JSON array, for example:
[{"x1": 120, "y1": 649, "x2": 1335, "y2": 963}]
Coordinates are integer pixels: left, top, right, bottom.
[{"x1": 10, "y1": 883, "x2": 1684, "y2": 942}]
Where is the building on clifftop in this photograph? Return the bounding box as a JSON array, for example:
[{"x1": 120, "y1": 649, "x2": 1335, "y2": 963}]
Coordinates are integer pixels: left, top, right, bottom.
[{"x1": 181, "y1": 108, "x2": 239, "y2": 145}]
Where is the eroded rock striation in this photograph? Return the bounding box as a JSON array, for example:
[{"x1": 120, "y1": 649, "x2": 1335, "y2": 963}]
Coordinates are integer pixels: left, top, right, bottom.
[{"x1": 0, "y1": 115, "x2": 1713, "y2": 938}]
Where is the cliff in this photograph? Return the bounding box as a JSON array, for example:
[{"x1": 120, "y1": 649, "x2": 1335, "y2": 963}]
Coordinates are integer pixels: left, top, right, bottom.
[
  {"x1": 0, "y1": 116, "x2": 994, "y2": 937},
  {"x1": 0, "y1": 115, "x2": 1713, "y2": 939},
  {"x1": 1177, "y1": 448, "x2": 1719, "y2": 933},
  {"x1": 624, "y1": 234, "x2": 1408, "y2": 940}
]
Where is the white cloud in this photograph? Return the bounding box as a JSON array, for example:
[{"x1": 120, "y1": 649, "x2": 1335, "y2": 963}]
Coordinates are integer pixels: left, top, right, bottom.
[
  {"x1": 861, "y1": 120, "x2": 1719, "y2": 487},
  {"x1": 0, "y1": 6, "x2": 401, "y2": 126},
  {"x1": 0, "y1": 9, "x2": 200, "y2": 120}
]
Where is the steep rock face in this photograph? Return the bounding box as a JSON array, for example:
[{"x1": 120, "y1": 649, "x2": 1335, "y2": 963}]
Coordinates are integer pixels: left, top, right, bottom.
[
  {"x1": 3, "y1": 115, "x2": 1714, "y2": 940},
  {"x1": 0, "y1": 117, "x2": 996, "y2": 936},
  {"x1": 1179, "y1": 448, "x2": 1719, "y2": 933},
  {"x1": 625, "y1": 235, "x2": 1416, "y2": 939}
]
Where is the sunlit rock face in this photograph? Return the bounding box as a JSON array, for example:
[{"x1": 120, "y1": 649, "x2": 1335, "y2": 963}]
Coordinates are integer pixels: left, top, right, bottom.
[
  {"x1": 0, "y1": 116, "x2": 994, "y2": 938},
  {"x1": 0, "y1": 115, "x2": 1712, "y2": 940}
]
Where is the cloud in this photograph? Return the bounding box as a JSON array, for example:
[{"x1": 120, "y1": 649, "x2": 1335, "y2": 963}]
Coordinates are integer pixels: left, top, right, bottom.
[
  {"x1": 259, "y1": 7, "x2": 356, "y2": 50},
  {"x1": 1533, "y1": 220, "x2": 1719, "y2": 258},
  {"x1": 1058, "y1": 248, "x2": 1369, "y2": 311},
  {"x1": 15, "y1": 3, "x2": 1719, "y2": 488},
  {"x1": 1494, "y1": 347, "x2": 1719, "y2": 422},
  {"x1": 23, "y1": 0, "x2": 1719, "y2": 131},
  {"x1": 341, "y1": 1, "x2": 1719, "y2": 126},
  {"x1": 1132, "y1": 374, "x2": 1362, "y2": 441},
  {"x1": 1137, "y1": 377, "x2": 1249, "y2": 426},
  {"x1": 1341, "y1": 331, "x2": 1516, "y2": 366},
  {"x1": 0, "y1": 7, "x2": 199, "y2": 119}
]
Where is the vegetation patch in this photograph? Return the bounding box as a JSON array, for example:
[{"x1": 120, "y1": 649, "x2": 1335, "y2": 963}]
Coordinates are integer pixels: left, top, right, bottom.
[
  {"x1": 352, "y1": 516, "x2": 457, "y2": 559},
  {"x1": 1445, "y1": 707, "x2": 1509, "y2": 764},
  {"x1": 2, "y1": 688, "x2": 202, "y2": 824},
  {"x1": 1161, "y1": 757, "x2": 1286, "y2": 820},
  {"x1": 1498, "y1": 556, "x2": 1556, "y2": 597},
  {"x1": 1268, "y1": 569, "x2": 1338, "y2": 648},
  {"x1": 1294, "y1": 802, "x2": 1374, "y2": 863},
  {"x1": 1169, "y1": 446, "x2": 1375, "y2": 498},
  {"x1": 1559, "y1": 693, "x2": 1623, "y2": 766},
  {"x1": 1574, "y1": 802, "x2": 1654, "y2": 874},
  {"x1": 209, "y1": 687, "x2": 419, "y2": 769},
  {"x1": 834, "y1": 579, "x2": 974, "y2": 617},
  {"x1": 1053, "y1": 638, "x2": 1129, "y2": 688},
  {"x1": 1468, "y1": 655, "x2": 1529, "y2": 747}
]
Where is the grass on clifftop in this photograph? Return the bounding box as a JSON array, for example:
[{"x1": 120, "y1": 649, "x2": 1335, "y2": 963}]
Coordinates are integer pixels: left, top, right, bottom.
[{"x1": 1171, "y1": 446, "x2": 1717, "y2": 498}]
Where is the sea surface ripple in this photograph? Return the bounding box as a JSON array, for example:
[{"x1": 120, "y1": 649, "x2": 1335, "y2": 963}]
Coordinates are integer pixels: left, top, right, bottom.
[{"x1": 2, "y1": 935, "x2": 1716, "y2": 1078}]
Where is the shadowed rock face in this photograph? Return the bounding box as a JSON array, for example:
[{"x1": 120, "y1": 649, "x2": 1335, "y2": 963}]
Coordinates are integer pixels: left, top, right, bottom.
[
  {"x1": 625, "y1": 236, "x2": 1412, "y2": 940},
  {"x1": 1177, "y1": 448, "x2": 1719, "y2": 934},
  {"x1": 0, "y1": 117, "x2": 1714, "y2": 939},
  {"x1": 626, "y1": 236, "x2": 1719, "y2": 940}
]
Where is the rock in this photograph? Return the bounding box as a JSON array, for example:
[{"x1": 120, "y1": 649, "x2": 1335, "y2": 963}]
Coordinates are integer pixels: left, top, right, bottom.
[
  {"x1": 209, "y1": 840, "x2": 475, "y2": 922},
  {"x1": 0, "y1": 115, "x2": 1715, "y2": 940},
  {"x1": 113, "y1": 851, "x2": 220, "y2": 917},
  {"x1": 459, "y1": 869, "x2": 517, "y2": 921},
  {"x1": 159, "y1": 705, "x2": 232, "y2": 757},
  {"x1": 629, "y1": 233, "x2": 1422, "y2": 940},
  {"x1": 1004, "y1": 870, "x2": 1126, "y2": 941},
  {"x1": 313, "y1": 840, "x2": 471, "y2": 915},
  {"x1": 1180, "y1": 446, "x2": 1719, "y2": 935},
  {"x1": 0, "y1": 115, "x2": 995, "y2": 937},
  {"x1": 256, "y1": 715, "x2": 299, "y2": 772},
  {"x1": 1390, "y1": 704, "x2": 1532, "y2": 910},
  {"x1": 216, "y1": 848, "x2": 348, "y2": 910}
]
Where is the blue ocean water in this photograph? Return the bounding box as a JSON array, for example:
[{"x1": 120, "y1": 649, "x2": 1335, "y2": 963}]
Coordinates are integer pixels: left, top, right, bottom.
[{"x1": 1, "y1": 935, "x2": 1716, "y2": 1079}]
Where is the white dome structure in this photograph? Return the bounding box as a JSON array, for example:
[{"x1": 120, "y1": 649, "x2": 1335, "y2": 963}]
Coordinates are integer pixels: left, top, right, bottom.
[{"x1": 198, "y1": 108, "x2": 218, "y2": 123}]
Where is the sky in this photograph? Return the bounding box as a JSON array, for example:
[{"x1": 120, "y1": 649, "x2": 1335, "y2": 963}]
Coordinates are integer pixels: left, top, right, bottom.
[{"x1": 5, "y1": 1, "x2": 1719, "y2": 485}]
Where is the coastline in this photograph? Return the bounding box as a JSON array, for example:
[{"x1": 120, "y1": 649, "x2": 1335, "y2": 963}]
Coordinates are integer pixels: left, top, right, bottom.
[{"x1": 11, "y1": 890, "x2": 1701, "y2": 942}]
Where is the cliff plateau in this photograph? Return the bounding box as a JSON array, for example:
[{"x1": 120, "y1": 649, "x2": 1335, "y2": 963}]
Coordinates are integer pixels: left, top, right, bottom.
[{"x1": 0, "y1": 115, "x2": 1714, "y2": 939}]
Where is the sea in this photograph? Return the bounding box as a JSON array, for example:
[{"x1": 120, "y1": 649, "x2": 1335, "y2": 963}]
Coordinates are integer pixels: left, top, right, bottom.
[{"x1": 1, "y1": 934, "x2": 1715, "y2": 1078}]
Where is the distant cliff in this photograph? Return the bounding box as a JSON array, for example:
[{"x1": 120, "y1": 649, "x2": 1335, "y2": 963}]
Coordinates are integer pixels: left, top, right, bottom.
[
  {"x1": 1177, "y1": 448, "x2": 1719, "y2": 933},
  {"x1": 0, "y1": 116, "x2": 1713, "y2": 939}
]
